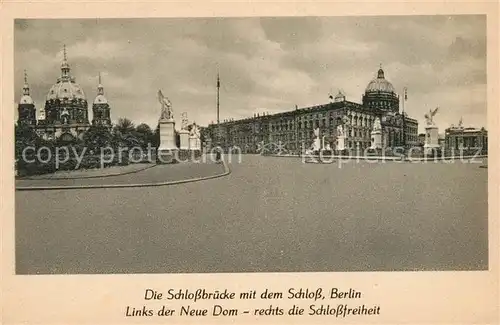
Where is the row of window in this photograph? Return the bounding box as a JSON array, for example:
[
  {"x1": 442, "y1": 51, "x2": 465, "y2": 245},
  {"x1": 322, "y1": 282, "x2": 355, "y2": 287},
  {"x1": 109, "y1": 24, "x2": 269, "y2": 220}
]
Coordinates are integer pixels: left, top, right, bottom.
[
  {"x1": 366, "y1": 100, "x2": 397, "y2": 110},
  {"x1": 269, "y1": 118, "x2": 381, "y2": 132},
  {"x1": 227, "y1": 130, "x2": 421, "y2": 143}
]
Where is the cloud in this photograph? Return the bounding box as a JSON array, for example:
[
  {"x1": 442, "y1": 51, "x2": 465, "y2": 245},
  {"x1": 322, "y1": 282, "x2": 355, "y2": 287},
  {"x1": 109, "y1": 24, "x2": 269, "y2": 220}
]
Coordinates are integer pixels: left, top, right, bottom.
[{"x1": 14, "y1": 15, "x2": 487, "y2": 132}]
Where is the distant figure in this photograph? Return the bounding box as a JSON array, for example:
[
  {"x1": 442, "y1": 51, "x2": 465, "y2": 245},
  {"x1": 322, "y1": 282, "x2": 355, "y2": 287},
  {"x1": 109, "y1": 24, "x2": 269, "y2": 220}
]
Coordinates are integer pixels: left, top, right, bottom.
[{"x1": 215, "y1": 148, "x2": 222, "y2": 163}]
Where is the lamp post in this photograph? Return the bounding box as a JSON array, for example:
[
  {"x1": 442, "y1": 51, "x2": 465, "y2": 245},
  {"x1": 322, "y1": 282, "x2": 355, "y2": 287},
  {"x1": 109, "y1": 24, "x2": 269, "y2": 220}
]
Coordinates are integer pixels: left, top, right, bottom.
[
  {"x1": 215, "y1": 73, "x2": 222, "y2": 161},
  {"x1": 402, "y1": 87, "x2": 407, "y2": 158},
  {"x1": 294, "y1": 105, "x2": 299, "y2": 155}
]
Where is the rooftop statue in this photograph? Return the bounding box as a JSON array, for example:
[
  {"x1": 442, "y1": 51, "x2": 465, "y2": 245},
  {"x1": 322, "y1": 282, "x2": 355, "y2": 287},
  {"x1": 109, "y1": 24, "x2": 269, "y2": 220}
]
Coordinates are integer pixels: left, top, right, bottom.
[{"x1": 158, "y1": 89, "x2": 173, "y2": 120}]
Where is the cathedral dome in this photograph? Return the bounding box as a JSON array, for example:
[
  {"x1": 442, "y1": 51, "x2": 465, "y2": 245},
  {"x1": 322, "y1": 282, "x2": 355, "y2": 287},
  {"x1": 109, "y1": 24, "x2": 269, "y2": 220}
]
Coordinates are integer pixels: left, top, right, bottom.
[
  {"x1": 46, "y1": 45, "x2": 86, "y2": 102},
  {"x1": 362, "y1": 66, "x2": 399, "y2": 113},
  {"x1": 46, "y1": 79, "x2": 86, "y2": 101},
  {"x1": 43, "y1": 45, "x2": 90, "y2": 127},
  {"x1": 365, "y1": 68, "x2": 395, "y2": 93}
]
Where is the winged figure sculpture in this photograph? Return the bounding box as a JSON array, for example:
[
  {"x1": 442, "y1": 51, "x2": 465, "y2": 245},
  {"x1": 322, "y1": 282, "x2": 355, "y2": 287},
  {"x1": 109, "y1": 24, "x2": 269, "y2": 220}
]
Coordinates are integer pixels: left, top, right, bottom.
[
  {"x1": 424, "y1": 107, "x2": 439, "y2": 126},
  {"x1": 158, "y1": 90, "x2": 173, "y2": 120}
]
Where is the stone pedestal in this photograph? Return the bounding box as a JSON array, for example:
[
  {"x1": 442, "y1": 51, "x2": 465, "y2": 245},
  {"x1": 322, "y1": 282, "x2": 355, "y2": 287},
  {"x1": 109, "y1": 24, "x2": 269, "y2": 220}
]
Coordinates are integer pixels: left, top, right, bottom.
[
  {"x1": 424, "y1": 125, "x2": 440, "y2": 155},
  {"x1": 189, "y1": 136, "x2": 201, "y2": 151},
  {"x1": 312, "y1": 137, "x2": 321, "y2": 151},
  {"x1": 370, "y1": 129, "x2": 383, "y2": 149},
  {"x1": 157, "y1": 118, "x2": 177, "y2": 163},
  {"x1": 158, "y1": 118, "x2": 176, "y2": 150},
  {"x1": 179, "y1": 129, "x2": 189, "y2": 150},
  {"x1": 337, "y1": 135, "x2": 346, "y2": 151}
]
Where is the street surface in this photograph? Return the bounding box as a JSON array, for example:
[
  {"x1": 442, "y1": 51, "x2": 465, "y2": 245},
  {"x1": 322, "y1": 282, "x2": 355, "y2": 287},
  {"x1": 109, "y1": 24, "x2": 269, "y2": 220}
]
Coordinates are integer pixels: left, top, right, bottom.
[{"x1": 15, "y1": 155, "x2": 488, "y2": 274}]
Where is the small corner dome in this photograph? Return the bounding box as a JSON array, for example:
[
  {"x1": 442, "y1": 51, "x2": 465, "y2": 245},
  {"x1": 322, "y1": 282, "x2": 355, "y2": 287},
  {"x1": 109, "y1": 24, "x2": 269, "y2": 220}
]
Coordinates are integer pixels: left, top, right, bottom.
[
  {"x1": 20, "y1": 95, "x2": 34, "y2": 104},
  {"x1": 334, "y1": 91, "x2": 345, "y2": 102},
  {"x1": 93, "y1": 94, "x2": 108, "y2": 104}
]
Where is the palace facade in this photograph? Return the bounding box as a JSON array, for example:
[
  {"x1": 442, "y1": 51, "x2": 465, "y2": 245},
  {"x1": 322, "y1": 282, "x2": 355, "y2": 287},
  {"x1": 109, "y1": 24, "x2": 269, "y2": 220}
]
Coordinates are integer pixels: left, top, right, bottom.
[
  {"x1": 204, "y1": 67, "x2": 419, "y2": 153},
  {"x1": 444, "y1": 123, "x2": 488, "y2": 154},
  {"x1": 17, "y1": 46, "x2": 111, "y2": 141}
]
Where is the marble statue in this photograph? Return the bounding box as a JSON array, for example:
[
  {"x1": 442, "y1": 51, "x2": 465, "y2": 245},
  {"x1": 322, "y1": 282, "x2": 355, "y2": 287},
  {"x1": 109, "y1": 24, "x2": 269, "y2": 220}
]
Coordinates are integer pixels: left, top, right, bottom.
[
  {"x1": 158, "y1": 89, "x2": 173, "y2": 120},
  {"x1": 373, "y1": 117, "x2": 381, "y2": 131},
  {"x1": 61, "y1": 107, "x2": 70, "y2": 124},
  {"x1": 313, "y1": 127, "x2": 320, "y2": 138},
  {"x1": 336, "y1": 124, "x2": 344, "y2": 137},
  {"x1": 190, "y1": 123, "x2": 200, "y2": 138},
  {"x1": 181, "y1": 112, "x2": 188, "y2": 130},
  {"x1": 312, "y1": 127, "x2": 321, "y2": 151},
  {"x1": 424, "y1": 107, "x2": 439, "y2": 126}
]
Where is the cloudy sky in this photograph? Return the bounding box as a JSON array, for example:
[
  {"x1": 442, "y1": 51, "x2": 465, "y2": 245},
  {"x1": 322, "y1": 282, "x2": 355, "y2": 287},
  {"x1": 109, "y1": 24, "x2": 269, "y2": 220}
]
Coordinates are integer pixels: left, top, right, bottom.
[{"x1": 14, "y1": 15, "x2": 486, "y2": 132}]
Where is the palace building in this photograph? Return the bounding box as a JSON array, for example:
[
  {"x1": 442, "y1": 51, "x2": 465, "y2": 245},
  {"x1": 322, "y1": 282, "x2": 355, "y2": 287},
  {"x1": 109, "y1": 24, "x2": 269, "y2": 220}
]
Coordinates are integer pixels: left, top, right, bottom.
[
  {"x1": 444, "y1": 121, "x2": 488, "y2": 154},
  {"x1": 204, "y1": 67, "x2": 419, "y2": 153},
  {"x1": 17, "y1": 46, "x2": 112, "y2": 141}
]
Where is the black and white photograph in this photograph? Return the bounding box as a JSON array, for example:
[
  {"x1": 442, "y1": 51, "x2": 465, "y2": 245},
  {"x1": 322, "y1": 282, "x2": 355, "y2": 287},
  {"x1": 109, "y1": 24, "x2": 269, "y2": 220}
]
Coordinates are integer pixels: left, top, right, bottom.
[{"x1": 13, "y1": 15, "x2": 490, "y2": 275}]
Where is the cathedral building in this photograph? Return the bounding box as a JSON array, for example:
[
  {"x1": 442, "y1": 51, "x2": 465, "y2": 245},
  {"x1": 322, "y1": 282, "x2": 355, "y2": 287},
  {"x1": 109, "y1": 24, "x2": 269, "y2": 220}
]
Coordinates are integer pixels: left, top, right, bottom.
[
  {"x1": 205, "y1": 67, "x2": 419, "y2": 153},
  {"x1": 17, "y1": 46, "x2": 112, "y2": 141}
]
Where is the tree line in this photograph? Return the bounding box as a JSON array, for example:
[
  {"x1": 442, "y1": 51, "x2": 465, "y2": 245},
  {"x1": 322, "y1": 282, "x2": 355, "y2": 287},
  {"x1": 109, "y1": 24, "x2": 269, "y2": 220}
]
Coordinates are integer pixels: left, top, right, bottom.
[{"x1": 15, "y1": 118, "x2": 160, "y2": 176}]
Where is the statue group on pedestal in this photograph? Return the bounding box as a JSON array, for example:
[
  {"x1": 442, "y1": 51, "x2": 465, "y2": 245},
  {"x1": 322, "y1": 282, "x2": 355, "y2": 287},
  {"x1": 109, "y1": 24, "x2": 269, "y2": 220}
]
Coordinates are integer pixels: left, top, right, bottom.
[
  {"x1": 157, "y1": 89, "x2": 201, "y2": 152},
  {"x1": 190, "y1": 123, "x2": 200, "y2": 139},
  {"x1": 158, "y1": 89, "x2": 174, "y2": 120}
]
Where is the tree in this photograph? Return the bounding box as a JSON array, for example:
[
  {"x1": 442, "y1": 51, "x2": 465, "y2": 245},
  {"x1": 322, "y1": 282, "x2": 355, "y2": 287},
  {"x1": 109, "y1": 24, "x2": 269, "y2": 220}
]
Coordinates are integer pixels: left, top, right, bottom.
[
  {"x1": 151, "y1": 124, "x2": 160, "y2": 148},
  {"x1": 15, "y1": 123, "x2": 40, "y2": 160},
  {"x1": 113, "y1": 117, "x2": 135, "y2": 135},
  {"x1": 15, "y1": 123, "x2": 56, "y2": 176},
  {"x1": 83, "y1": 125, "x2": 112, "y2": 154},
  {"x1": 112, "y1": 117, "x2": 139, "y2": 149},
  {"x1": 135, "y1": 123, "x2": 154, "y2": 149}
]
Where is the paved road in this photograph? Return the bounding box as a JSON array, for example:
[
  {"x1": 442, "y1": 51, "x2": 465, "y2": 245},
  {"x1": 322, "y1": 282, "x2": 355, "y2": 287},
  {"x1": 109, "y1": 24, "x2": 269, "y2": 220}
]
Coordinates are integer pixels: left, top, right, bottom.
[
  {"x1": 15, "y1": 155, "x2": 488, "y2": 274},
  {"x1": 16, "y1": 161, "x2": 223, "y2": 188}
]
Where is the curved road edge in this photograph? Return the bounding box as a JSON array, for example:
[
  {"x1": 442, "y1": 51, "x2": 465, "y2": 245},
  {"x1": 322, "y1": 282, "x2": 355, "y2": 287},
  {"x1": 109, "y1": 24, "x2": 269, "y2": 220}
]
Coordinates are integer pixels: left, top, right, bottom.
[
  {"x1": 15, "y1": 160, "x2": 231, "y2": 191},
  {"x1": 18, "y1": 163, "x2": 157, "y2": 181}
]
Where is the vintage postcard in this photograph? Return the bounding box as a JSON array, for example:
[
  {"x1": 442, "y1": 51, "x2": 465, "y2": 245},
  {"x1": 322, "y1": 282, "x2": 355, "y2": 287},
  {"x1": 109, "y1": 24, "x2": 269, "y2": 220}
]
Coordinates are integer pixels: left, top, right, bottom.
[{"x1": 1, "y1": 1, "x2": 498, "y2": 324}]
